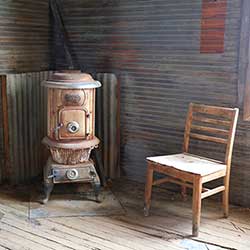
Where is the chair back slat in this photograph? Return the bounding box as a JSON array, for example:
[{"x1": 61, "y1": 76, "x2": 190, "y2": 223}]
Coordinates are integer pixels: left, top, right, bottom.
[
  {"x1": 191, "y1": 125, "x2": 229, "y2": 136},
  {"x1": 192, "y1": 104, "x2": 235, "y2": 119},
  {"x1": 192, "y1": 116, "x2": 231, "y2": 127},
  {"x1": 189, "y1": 133, "x2": 228, "y2": 144},
  {"x1": 183, "y1": 103, "x2": 239, "y2": 165}
]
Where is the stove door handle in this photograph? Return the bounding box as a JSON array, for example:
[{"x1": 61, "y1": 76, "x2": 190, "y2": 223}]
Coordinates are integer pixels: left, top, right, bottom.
[
  {"x1": 54, "y1": 123, "x2": 63, "y2": 139},
  {"x1": 84, "y1": 109, "x2": 91, "y2": 136}
]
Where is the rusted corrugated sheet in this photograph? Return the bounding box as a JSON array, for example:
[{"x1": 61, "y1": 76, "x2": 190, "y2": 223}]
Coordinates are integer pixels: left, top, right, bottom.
[
  {"x1": 55, "y1": 0, "x2": 250, "y2": 206},
  {"x1": 0, "y1": 0, "x2": 51, "y2": 73},
  {"x1": 6, "y1": 71, "x2": 50, "y2": 184},
  {"x1": 95, "y1": 73, "x2": 120, "y2": 179}
]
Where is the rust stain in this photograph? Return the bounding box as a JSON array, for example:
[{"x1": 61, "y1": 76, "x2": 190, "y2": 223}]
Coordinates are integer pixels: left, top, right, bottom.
[
  {"x1": 109, "y1": 22, "x2": 138, "y2": 68},
  {"x1": 200, "y1": 0, "x2": 227, "y2": 53}
]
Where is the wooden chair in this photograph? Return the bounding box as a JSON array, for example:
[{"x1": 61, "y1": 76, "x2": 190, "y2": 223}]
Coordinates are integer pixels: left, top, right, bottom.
[{"x1": 144, "y1": 103, "x2": 239, "y2": 237}]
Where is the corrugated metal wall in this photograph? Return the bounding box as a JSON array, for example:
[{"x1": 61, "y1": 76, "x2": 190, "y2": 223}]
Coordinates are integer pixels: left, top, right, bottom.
[
  {"x1": 53, "y1": 0, "x2": 250, "y2": 207},
  {"x1": 0, "y1": 0, "x2": 51, "y2": 73},
  {"x1": 6, "y1": 71, "x2": 50, "y2": 184},
  {"x1": 0, "y1": 0, "x2": 51, "y2": 184}
]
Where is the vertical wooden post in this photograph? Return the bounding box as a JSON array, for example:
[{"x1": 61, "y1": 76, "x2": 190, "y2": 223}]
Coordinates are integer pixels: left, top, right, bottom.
[
  {"x1": 1, "y1": 75, "x2": 10, "y2": 183},
  {"x1": 183, "y1": 103, "x2": 193, "y2": 153},
  {"x1": 223, "y1": 108, "x2": 239, "y2": 217},
  {"x1": 182, "y1": 103, "x2": 193, "y2": 197},
  {"x1": 181, "y1": 185, "x2": 187, "y2": 201},
  {"x1": 238, "y1": 0, "x2": 250, "y2": 108},
  {"x1": 222, "y1": 175, "x2": 229, "y2": 218},
  {"x1": 144, "y1": 162, "x2": 154, "y2": 216},
  {"x1": 192, "y1": 175, "x2": 202, "y2": 237},
  {"x1": 240, "y1": 0, "x2": 250, "y2": 120}
]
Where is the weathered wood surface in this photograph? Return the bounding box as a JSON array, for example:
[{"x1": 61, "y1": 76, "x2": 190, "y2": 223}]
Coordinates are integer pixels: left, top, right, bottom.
[
  {"x1": 238, "y1": 0, "x2": 250, "y2": 106},
  {"x1": 147, "y1": 153, "x2": 226, "y2": 176},
  {"x1": 116, "y1": 179, "x2": 250, "y2": 250},
  {"x1": 0, "y1": 179, "x2": 249, "y2": 249},
  {"x1": 0, "y1": 75, "x2": 9, "y2": 183}
]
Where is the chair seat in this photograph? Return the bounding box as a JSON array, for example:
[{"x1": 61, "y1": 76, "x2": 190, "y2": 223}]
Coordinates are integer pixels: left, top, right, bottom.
[{"x1": 147, "y1": 153, "x2": 226, "y2": 176}]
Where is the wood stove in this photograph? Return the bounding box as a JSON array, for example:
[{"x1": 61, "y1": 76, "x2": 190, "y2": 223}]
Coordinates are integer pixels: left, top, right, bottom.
[{"x1": 41, "y1": 71, "x2": 101, "y2": 203}]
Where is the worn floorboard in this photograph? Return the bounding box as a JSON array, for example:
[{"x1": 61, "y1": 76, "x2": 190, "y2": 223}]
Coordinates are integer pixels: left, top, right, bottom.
[{"x1": 0, "y1": 179, "x2": 249, "y2": 250}]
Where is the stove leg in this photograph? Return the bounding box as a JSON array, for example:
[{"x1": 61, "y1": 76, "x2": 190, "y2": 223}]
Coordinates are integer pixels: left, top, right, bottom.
[
  {"x1": 91, "y1": 182, "x2": 101, "y2": 203},
  {"x1": 41, "y1": 182, "x2": 54, "y2": 204},
  {"x1": 41, "y1": 157, "x2": 55, "y2": 204}
]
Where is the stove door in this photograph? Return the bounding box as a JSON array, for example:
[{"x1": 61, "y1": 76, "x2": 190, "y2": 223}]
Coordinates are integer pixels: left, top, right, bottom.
[{"x1": 58, "y1": 107, "x2": 88, "y2": 140}]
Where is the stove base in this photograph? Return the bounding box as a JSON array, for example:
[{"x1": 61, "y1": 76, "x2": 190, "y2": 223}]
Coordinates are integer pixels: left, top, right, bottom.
[{"x1": 42, "y1": 157, "x2": 101, "y2": 204}]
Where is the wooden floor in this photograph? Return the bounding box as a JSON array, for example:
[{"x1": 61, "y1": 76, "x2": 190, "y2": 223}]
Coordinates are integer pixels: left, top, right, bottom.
[{"x1": 0, "y1": 178, "x2": 249, "y2": 250}]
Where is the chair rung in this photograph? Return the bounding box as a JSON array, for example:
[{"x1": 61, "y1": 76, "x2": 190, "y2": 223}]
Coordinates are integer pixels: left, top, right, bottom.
[
  {"x1": 201, "y1": 186, "x2": 225, "y2": 199},
  {"x1": 152, "y1": 177, "x2": 170, "y2": 186},
  {"x1": 153, "y1": 177, "x2": 209, "y2": 193},
  {"x1": 153, "y1": 177, "x2": 193, "y2": 189}
]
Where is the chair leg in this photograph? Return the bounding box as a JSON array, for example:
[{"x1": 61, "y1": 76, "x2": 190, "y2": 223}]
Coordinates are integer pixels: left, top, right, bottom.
[
  {"x1": 222, "y1": 175, "x2": 229, "y2": 218},
  {"x1": 192, "y1": 176, "x2": 202, "y2": 237},
  {"x1": 144, "y1": 164, "x2": 154, "y2": 216},
  {"x1": 181, "y1": 185, "x2": 187, "y2": 201}
]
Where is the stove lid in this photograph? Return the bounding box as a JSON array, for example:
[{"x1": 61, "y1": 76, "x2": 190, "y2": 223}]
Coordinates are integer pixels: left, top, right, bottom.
[{"x1": 42, "y1": 71, "x2": 101, "y2": 89}]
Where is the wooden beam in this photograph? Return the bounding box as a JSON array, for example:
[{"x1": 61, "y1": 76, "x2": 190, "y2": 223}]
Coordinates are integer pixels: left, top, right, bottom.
[
  {"x1": 1, "y1": 75, "x2": 11, "y2": 183},
  {"x1": 239, "y1": 0, "x2": 250, "y2": 107}
]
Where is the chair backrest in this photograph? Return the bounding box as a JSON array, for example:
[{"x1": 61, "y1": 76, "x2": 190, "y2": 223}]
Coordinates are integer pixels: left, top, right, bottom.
[{"x1": 183, "y1": 103, "x2": 239, "y2": 166}]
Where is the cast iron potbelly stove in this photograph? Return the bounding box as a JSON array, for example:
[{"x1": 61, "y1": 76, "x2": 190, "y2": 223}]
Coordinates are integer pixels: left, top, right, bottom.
[{"x1": 41, "y1": 71, "x2": 101, "y2": 204}]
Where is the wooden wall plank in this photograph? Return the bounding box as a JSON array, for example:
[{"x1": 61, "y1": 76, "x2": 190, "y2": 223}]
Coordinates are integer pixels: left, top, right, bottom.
[{"x1": 1, "y1": 75, "x2": 10, "y2": 183}]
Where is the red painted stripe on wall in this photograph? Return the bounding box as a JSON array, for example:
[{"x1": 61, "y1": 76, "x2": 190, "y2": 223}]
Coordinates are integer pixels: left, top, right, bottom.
[{"x1": 200, "y1": 0, "x2": 227, "y2": 53}]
